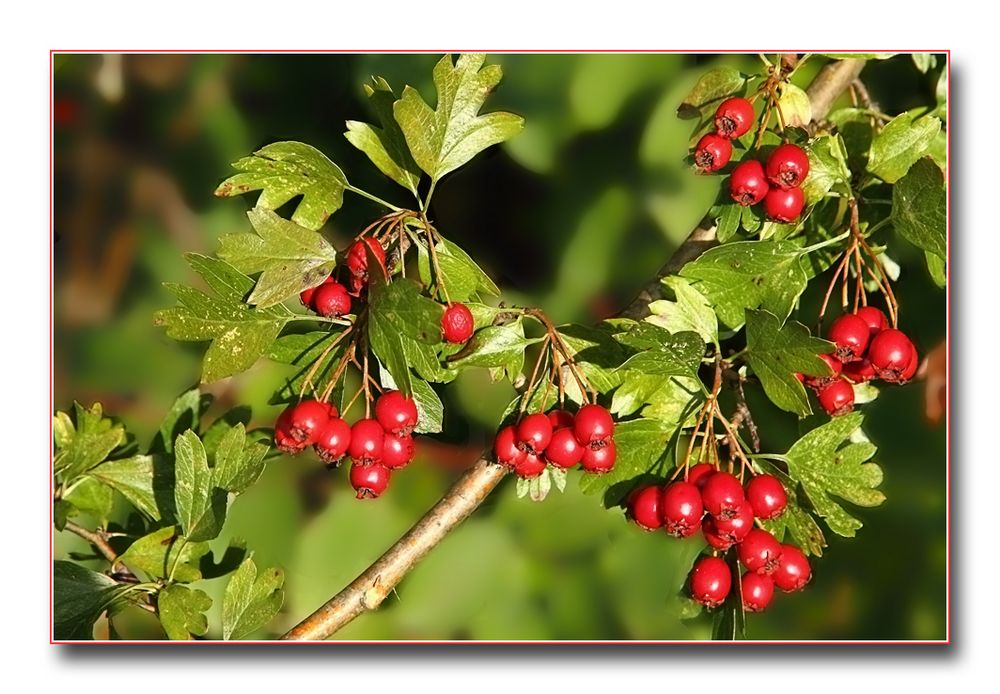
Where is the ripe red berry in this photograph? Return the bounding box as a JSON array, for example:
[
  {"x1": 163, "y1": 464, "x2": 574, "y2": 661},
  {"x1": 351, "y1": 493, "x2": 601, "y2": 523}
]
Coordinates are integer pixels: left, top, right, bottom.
[
  {"x1": 710, "y1": 500, "x2": 754, "y2": 544},
  {"x1": 828, "y1": 313, "x2": 871, "y2": 362},
  {"x1": 313, "y1": 416, "x2": 352, "y2": 466},
  {"x1": 545, "y1": 427, "x2": 584, "y2": 469},
  {"x1": 627, "y1": 485, "x2": 662, "y2": 531},
  {"x1": 547, "y1": 409, "x2": 575, "y2": 430},
  {"x1": 581, "y1": 440, "x2": 616, "y2": 474},
  {"x1": 899, "y1": 343, "x2": 919, "y2": 383},
  {"x1": 312, "y1": 281, "x2": 352, "y2": 318},
  {"x1": 300, "y1": 276, "x2": 334, "y2": 308},
  {"x1": 693, "y1": 133, "x2": 732, "y2": 173},
  {"x1": 766, "y1": 143, "x2": 810, "y2": 189},
  {"x1": 842, "y1": 358, "x2": 876, "y2": 384},
  {"x1": 274, "y1": 408, "x2": 307, "y2": 454},
  {"x1": 514, "y1": 450, "x2": 547, "y2": 479},
  {"x1": 573, "y1": 404, "x2": 615, "y2": 446},
  {"x1": 855, "y1": 306, "x2": 889, "y2": 337},
  {"x1": 350, "y1": 461, "x2": 391, "y2": 499},
  {"x1": 745, "y1": 474, "x2": 787, "y2": 520},
  {"x1": 661, "y1": 481, "x2": 705, "y2": 538},
  {"x1": 375, "y1": 390, "x2": 419, "y2": 436},
  {"x1": 688, "y1": 463, "x2": 716, "y2": 490},
  {"x1": 381, "y1": 432, "x2": 415, "y2": 470},
  {"x1": 740, "y1": 572, "x2": 775, "y2": 612},
  {"x1": 348, "y1": 418, "x2": 385, "y2": 464},
  {"x1": 283, "y1": 399, "x2": 331, "y2": 445},
  {"x1": 804, "y1": 353, "x2": 843, "y2": 390},
  {"x1": 689, "y1": 556, "x2": 732, "y2": 608},
  {"x1": 738, "y1": 529, "x2": 783, "y2": 575},
  {"x1": 817, "y1": 379, "x2": 854, "y2": 416},
  {"x1": 701, "y1": 472, "x2": 745, "y2": 519},
  {"x1": 714, "y1": 97, "x2": 755, "y2": 139},
  {"x1": 773, "y1": 544, "x2": 812, "y2": 592},
  {"x1": 729, "y1": 160, "x2": 769, "y2": 206},
  {"x1": 346, "y1": 237, "x2": 386, "y2": 280},
  {"x1": 702, "y1": 516, "x2": 736, "y2": 551},
  {"x1": 494, "y1": 425, "x2": 525, "y2": 469},
  {"x1": 763, "y1": 186, "x2": 805, "y2": 222},
  {"x1": 517, "y1": 413, "x2": 553, "y2": 454},
  {"x1": 868, "y1": 329, "x2": 916, "y2": 383},
  {"x1": 441, "y1": 303, "x2": 475, "y2": 344}
]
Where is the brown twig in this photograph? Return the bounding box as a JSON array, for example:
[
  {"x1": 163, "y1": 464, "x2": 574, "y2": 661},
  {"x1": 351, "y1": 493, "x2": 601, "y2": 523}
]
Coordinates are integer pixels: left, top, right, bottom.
[{"x1": 65, "y1": 520, "x2": 125, "y2": 569}]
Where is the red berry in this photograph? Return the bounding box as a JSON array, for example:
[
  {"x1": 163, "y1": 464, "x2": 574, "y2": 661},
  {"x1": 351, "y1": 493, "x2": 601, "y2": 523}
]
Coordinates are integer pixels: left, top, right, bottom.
[
  {"x1": 661, "y1": 481, "x2": 705, "y2": 538},
  {"x1": 899, "y1": 343, "x2": 919, "y2": 383},
  {"x1": 546, "y1": 427, "x2": 584, "y2": 469},
  {"x1": 693, "y1": 133, "x2": 732, "y2": 173},
  {"x1": 710, "y1": 500, "x2": 754, "y2": 544},
  {"x1": 702, "y1": 516, "x2": 736, "y2": 551},
  {"x1": 745, "y1": 475, "x2": 787, "y2": 520},
  {"x1": 869, "y1": 329, "x2": 916, "y2": 383},
  {"x1": 627, "y1": 485, "x2": 662, "y2": 531},
  {"x1": 714, "y1": 97, "x2": 755, "y2": 139},
  {"x1": 547, "y1": 409, "x2": 575, "y2": 430},
  {"x1": 494, "y1": 425, "x2": 525, "y2": 469},
  {"x1": 312, "y1": 281, "x2": 352, "y2": 318},
  {"x1": 441, "y1": 303, "x2": 474, "y2": 344},
  {"x1": 381, "y1": 432, "x2": 415, "y2": 470},
  {"x1": 843, "y1": 358, "x2": 876, "y2": 384},
  {"x1": 828, "y1": 313, "x2": 871, "y2": 362},
  {"x1": 283, "y1": 399, "x2": 331, "y2": 445},
  {"x1": 324, "y1": 402, "x2": 339, "y2": 419},
  {"x1": 817, "y1": 379, "x2": 854, "y2": 416},
  {"x1": 804, "y1": 353, "x2": 843, "y2": 390},
  {"x1": 348, "y1": 418, "x2": 385, "y2": 464},
  {"x1": 573, "y1": 404, "x2": 615, "y2": 446},
  {"x1": 514, "y1": 450, "x2": 547, "y2": 478},
  {"x1": 689, "y1": 556, "x2": 732, "y2": 608},
  {"x1": 763, "y1": 186, "x2": 805, "y2": 222},
  {"x1": 350, "y1": 461, "x2": 391, "y2": 499},
  {"x1": 729, "y1": 160, "x2": 770, "y2": 206},
  {"x1": 517, "y1": 413, "x2": 553, "y2": 454},
  {"x1": 274, "y1": 408, "x2": 307, "y2": 454},
  {"x1": 765, "y1": 143, "x2": 810, "y2": 189},
  {"x1": 375, "y1": 390, "x2": 419, "y2": 436},
  {"x1": 701, "y1": 472, "x2": 745, "y2": 520},
  {"x1": 773, "y1": 544, "x2": 812, "y2": 592},
  {"x1": 300, "y1": 276, "x2": 334, "y2": 308},
  {"x1": 580, "y1": 440, "x2": 616, "y2": 474},
  {"x1": 688, "y1": 463, "x2": 717, "y2": 490},
  {"x1": 794, "y1": 372, "x2": 806, "y2": 383},
  {"x1": 313, "y1": 417, "x2": 352, "y2": 466},
  {"x1": 738, "y1": 529, "x2": 783, "y2": 575},
  {"x1": 346, "y1": 237, "x2": 386, "y2": 280},
  {"x1": 855, "y1": 306, "x2": 889, "y2": 337},
  {"x1": 740, "y1": 572, "x2": 775, "y2": 612}
]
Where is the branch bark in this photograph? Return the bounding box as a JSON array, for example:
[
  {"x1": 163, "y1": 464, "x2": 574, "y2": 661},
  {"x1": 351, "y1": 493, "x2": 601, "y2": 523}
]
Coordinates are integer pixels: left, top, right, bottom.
[{"x1": 281, "y1": 54, "x2": 866, "y2": 641}]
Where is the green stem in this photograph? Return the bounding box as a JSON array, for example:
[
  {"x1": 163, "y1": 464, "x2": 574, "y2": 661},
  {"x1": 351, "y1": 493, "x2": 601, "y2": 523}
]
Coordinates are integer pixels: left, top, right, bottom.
[
  {"x1": 799, "y1": 230, "x2": 851, "y2": 255},
  {"x1": 287, "y1": 315, "x2": 353, "y2": 328},
  {"x1": 421, "y1": 180, "x2": 439, "y2": 212},
  {"x1": 167, "y1": 537, "x2": 188, "y2": 584},
  {"x1": 346, "y1": 186, "x2": 402, "y2": 212},
  {"x1": 864, "y1": 218, "x2": 892, "y2": 237}
]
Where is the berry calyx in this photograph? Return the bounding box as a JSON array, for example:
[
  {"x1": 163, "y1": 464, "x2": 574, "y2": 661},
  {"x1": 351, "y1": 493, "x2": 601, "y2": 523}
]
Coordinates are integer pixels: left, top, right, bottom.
[
  {"x1": 737, "y1": 528, "x2": 783, "y2": 575},
  {"x1": 804, "y1": 353, "x2": 843, "y2": 390},
  {"x1": 745, "y1": 474, "x2": 787, "y2": 520},
  {"x1": 517, "y1": 413, "x2": 554, "y2": 455},
  {"x1": 274, "y1": 408, "x2": 307, "y2": 454},
  {"x1": 828, "y1": 313, "x2": 871, "y2": 362},
  {"x1": 441, "y1": 303, "x2": 475, "y2": 344},
  {"x1": 710, "y1": 500, "x2": 754, "y2": 544},
  {"x1": 546, "y1": 427, "x2": 584, "y2": 469},
  {"x1": 547, "y1": 409, "x2": 575, "y2": 430},
  {"x1": 689, "y1": 556, "x2": 732, "y2": 608},
  {"x1": 765, "y1": 143, "x2": 810, "y2": 189},
  {"x1": 283, "y1": 399, "x2": 331, "y2": 445},
  {"x1": 313, "y1": 417, "x2": 352, "y2": 466},
  {"x1": 701, "y1": 471, "x2": 745, "y2": 519},
  {"x1": 702, "y1": 516, "x2": 736, "y2": 551},
  {"x1": 381, "y1": 432, "x2": 415, "y2": 470},
  {"x1": 350, "y1": 461, "x2": 390, "y2": 499},
  {"x1": 763, "y1": 186, "x2": 805, "y2": 222},
  {"x1": 855, "y1": 306, "x2": 889, "y2": 337},
  {"x1": 661, "y1": 481, "x2": 705, "y2": 538},
  {"x1": 740, "y1": 572, "x2": 775, "y2": 612},
  {"x1": 347, "y1": 418, "x2": 385, "y2": 464},
  {"x1": 514, "y1": 450, "x2": 547, "y2": 479},
  {"x1": 817, "y1": 378, "x2": 854, "y2": 416},
  {"x1": 312, "y1": 281, "x2": 352, "y2": 318},
  {"x1": 773, "y1": 544, "x2": 812, "y2": 592},
  {"x1": 693, "y1": 133, "x2": 732, "y2": 173},
  {"x1": 494, "y1": 425, "x2": 526, "y2": 469},
  {"x1": 842, "y1": 358, "x2": 876, "y2": 384},
  {"x1": 714, "y1": 97, "x2": 755, "y2": 139},
  {"x1": 687, "y1": 463, "x2": 717, "y2": 490},
  {"x1": 374, "y1": 390, "x2": 419, "y2": 436},
  {"x1": 868, "y1": 329, "x2": 916, "y2": 383},
  {"x1": 573, "y1": 404, "x2": 615, "y2": 446},
  {"x1": 580, "y1": 440, "x2": 616, "y2": 474},
  {"x1": 300, "y1": 276, "x2": 334, "y2": 308},
  {"x1": 627, "y1": 485, "x2": 662, "y2": 531},
  {"x1": 729, "y1": 160, "x2": 770, "y2": 206}
]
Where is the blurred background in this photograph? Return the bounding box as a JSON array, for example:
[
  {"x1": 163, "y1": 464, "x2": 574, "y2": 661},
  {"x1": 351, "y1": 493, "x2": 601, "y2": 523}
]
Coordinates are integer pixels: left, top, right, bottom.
[{"x1": 53, "y1": 53, "x2": 947, "y2": 640}]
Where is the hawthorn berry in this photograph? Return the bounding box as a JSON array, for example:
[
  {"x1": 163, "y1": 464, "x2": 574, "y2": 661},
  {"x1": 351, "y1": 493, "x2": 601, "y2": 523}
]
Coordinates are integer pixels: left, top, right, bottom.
[
  {"x1": 283, "y1": 399, "x2": 331, "y2": 445},
  {"x1": 710, "y1": 500, "x2": 754, "y2": 544},
  {"x1": 375, "y1": 390, "x2": 419, "y2": 436},
  {"x1": 313, "y1": 417, "x2": 352, "y2": 466},
  {"x1": 745, "y1": 474, "x2": 787, "y2": 520},
  {"x1": 546, "y1": 427, "x2": 584, "y2": 469},
  {"x1": 381, "y1": 432, "x2": 415, "y2": 470},
  {"x1": 274, "y1": 408, "x2": 307, "y2": 454},
  {"x1": 766, "y1": 143, "x2": 810, "y2": 189},
  {"x1": 855, "y1": 306, "x2": 889, "y2": 337},
  {"x1": 738, "y1": 528, "x2": 783, "y2": 575},
  {"x1": 494, "y1": 425, "x2": 525, "y2": 469},
  {"x1": 300, "y1": 276, "x2": 334, "y2": 308},
  {"x1": 580, "y1": 440, "x2": 616, "y2": 474},
  {"x1": 899, "y1": 343, "x2": 919, "y2": 382},
  {"x1": 693, "y1": 133, "x2": 732, "y2": 173},
  {"x1": 701, "y1": 471, "x2": 745, "y2": 519},
  {"x1": 729, "y1": 160, "x2": 770, "y2": 206},
  {"x1": 573, "y1": 404, "x2": 615, "y2": 446},
  {"x1": 441, "y1": 303, "x2": 475, "y2": 344},
  {"x1": 701, "y1": 516, "x2": 736, "y2": 551},
  {"x1": 517, "y1": 413, "x2": 554, "y2": 454},
  {"x1": 773, "y1": 544, "x2": 812, "y2": 592},
  {"x1": 688, "y1": 463, "x2": 717, "y2": 490},
  {"x1": 804, "y1": 353, "x2": 843, "y2": 390},
  {"x1": 661, "y1": 481, "x2": 705, "y2": 538},
  {"x1": 842, "y1": 358, "x2": 876, "y2": 384},
  {"x1": 350, "y1": 461, "x2": 391, "y2": 499},
  {"x1": 346, "y1": 237, "x2": 386, "y2": 280},
  {"x1": 817, "y1": 378, "x2": 855, "y2": 416},
  {"x1": 828, "y1": 313, "x2": 871, "y2": 362},
  {"x1": 312, "y1": 281, "x2": 352, "y2": 318},
  {"x1": 763, "y1": 186, "x2": 805, "y2": 222},
  {"x1": 714, "y1": 97, "x2": 755, "y2": 139},
  {"x1": 740, "y1": 571, "x2": 775, "y2": 612},
  {"x1": 348, "y1": 418, "x2": 385, "y2": 464},
  {"x1": 689, "y1": 556, "x2": 732, "y2": 608},
  {"x1": 627, "y1": 485, "x2": 662, "y2": 531},
  {"x1": 869, "y1": 329, "x2": 916, "y2": 383},
  {"x1": 514, "y1": 450, "x2": 547, "y2": 478},
  {"x1": 547, "y1": 409, "x2": 575, "y2": 430}
]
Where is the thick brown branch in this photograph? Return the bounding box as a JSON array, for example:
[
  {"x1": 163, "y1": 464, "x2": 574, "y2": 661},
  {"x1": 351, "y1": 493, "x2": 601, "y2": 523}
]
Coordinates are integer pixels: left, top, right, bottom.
[
  {"x1": 64, "y1": 520, "x2": 121, "y2": 566},
  {"x1": 807, "y1": 59, "x2": 866, "y2": 121}
]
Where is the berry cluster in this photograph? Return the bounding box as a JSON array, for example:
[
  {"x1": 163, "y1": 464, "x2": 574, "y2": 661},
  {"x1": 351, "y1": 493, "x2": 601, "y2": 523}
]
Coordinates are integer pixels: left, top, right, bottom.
[
  {"x1": 494, "y1": 404, "x2": 617, "y2": 478},
  {"x1": 800, "y1": 307, "x2": 919, "y2": 417},
  {"x1": 628, "y1": 466, "x2": 811, "y2": 612},
  {"x1": 274, "y1": 390, "x2": 419, "y2": 499},
  {"x1": 693, "y1": 97, "x2": 809, "y2": 223}
]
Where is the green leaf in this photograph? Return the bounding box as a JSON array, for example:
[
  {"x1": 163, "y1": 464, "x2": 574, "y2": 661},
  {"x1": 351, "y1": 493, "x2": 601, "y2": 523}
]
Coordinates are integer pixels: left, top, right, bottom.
[
  {"x1": 53, "y1": 402, "x2": 126, "y2": 483},
  {"x1": 745, "y1": 309, "x2": 834, "y2": 417},
  {"x1": 892, "y1": 157, "x2": 946, "y2": 259},
  {"x1": 912, "y1": 53, "x2": 936, "y2": 73},
  {"x1": 87, "y1": 454, "x2": 168, "y2": 521},
  {"x1": 369, "y1": 277, "x2": 445, "y2": 344},
  {"x1": 222, "y1": 557, "x2": 285, "y2": 640},
  {"x1": 54, "y1": 561, "x2": 132, "y2": 640},
  {"x1": 268, "y1": 331, "x2": 348, "y2": 403},
  {"x1": 64, "y1": 477, "x2": 114, "y2": 525},
  {"x1": 394, "y1": 53, "x2": 524, "y2": 182},
  {"x1": 926, "y1": 250, "x2": 947, "y2": 287},
  {"x1": 213, "y1": 423, "x2": 269, "y2": 495},
  {"x1": 119, "y1": 526, "x2": 210, "y2": 583},
  {"x1": 369, "y1": 317, "x2": 413, "y2": 397},
  {"x1": 450, "y1": 322, "x2": 542, "y2": 369},
  {"x1": 219, "y1": 208, "x2": 338, "y2": 309},
  {"x1": 150, "y1": 388, "x2": 210, "y2": 454},
  {"x1": 578, "y1": 418, "x2": 676, "y2": 505},
  {"x1": 867, "y1": 112, "x2": 942, "y2": 183},
  {"x1": 818, "y1": 53, "x2": 897, "y2": 60},
  {"x1": 158, "y1": 584, "x2": 212, "y2": 640},
  {"x1": 714, "y1": 202, "x2": 743, "y2": 243},
  {"x1": 758, "y1": 470, "x2": 826, "y2": 556},
  {"x1": 556, "y1": 323, "x2": 628, "y2": 396},
  {"x1": 778, "y1": 83, "x2": 811, "y2": 127},
  {"x1": 402, "y1": 334, "x2": 457, "y2": 384},
  {"x1": 614, "y1": 323, "x2": 705, "y2": 378},
  {"x1": 215, "y1": 141, "x2": 348, "y2": 231},
  {"x1": 802, "y1": 134, "x2": 851, "y2": 204},
  {"x1": 712, "y1": 553, "x2": 747, "y2": 641},
  {"x1": 680, "y1": 240, "x2": 808, "y2": 329},
  {"x1": 154, "y1": 255, "x2": 290, "y2": 383},
  {"x1": 174, "y1": 431, "x2": 226, "y2": 542},
  {"x1": 379, "y1": 366, "x2": 444, "y2": 434},
  {"x1": 677, "y1": 67, "x2": 746, "y2": 116},
  {"x1": 785, "y1": 412, "x2": 885, "y2": 537},
  {"x1": 416, "y1": 233, "x2": 500, "y2": 301},
  {"x1": 345, "y1": 76, "x2": 422, "y2": 196},
  {"x1": 647, "y1": 276, "x2": 719, "y2": 347}
]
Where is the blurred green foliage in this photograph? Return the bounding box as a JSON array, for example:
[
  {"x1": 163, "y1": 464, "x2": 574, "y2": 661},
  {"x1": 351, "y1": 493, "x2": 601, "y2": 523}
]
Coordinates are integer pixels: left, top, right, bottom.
[{"x1": 54, "y1": 53, "x2": 946, "y2": 640}]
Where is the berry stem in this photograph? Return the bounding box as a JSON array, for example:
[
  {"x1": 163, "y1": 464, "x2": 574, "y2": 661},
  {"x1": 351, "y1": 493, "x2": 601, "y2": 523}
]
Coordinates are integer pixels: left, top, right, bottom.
[
  {"x1": 298, "y1": 326, "x2": 353, "y2": 399},
  {"x1": 346, "y1": 185, "x2": 403, "y2": 212}
]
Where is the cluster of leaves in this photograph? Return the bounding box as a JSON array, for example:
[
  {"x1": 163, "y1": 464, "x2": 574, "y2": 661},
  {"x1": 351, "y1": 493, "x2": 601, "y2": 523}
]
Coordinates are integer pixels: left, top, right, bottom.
[{"x1": 53, "y1": 393, "x2": 283, "y2": 640}]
